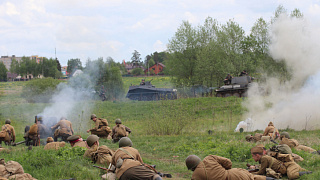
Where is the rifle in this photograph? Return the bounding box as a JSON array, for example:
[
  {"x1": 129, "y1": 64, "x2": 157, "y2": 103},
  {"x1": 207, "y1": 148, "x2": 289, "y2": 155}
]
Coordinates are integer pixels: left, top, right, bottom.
[
  {"x1": 248, "y1": 169, "x2": 259, "y2": 173},
  {"x1": 12, "y1": 141, "x2": 26, "y2": 146},
  {"x1": 93, "y1": 165, "x2": 108, "y2": 170},
  {"x1": 270, "y1": 139, "x2": 278, "y2": 145},
  {"x1": 144, "y1": 164, "x2": 172, "y2": 178}
]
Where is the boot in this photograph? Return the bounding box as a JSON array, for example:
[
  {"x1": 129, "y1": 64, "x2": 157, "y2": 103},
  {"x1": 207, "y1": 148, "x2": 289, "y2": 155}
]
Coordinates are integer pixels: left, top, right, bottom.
[{"x1": 299, "y1": 171, "x2": 312, "y2": 176}]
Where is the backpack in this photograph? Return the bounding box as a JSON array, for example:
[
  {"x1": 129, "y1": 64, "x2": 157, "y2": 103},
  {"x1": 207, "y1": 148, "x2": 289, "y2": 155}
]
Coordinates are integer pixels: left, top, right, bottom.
[
  {"x1": 28, "y1": 124, "x2": 38, "y2": 135},
  {"x1": 116, "y1": 125, "x2": 127, "y2": 137},
  {"x1": 276, "y1": 144, "x2": 292, "y2": 154},
  {"x1": 101, "y1": 119, "x2": 108, "y2": 126}
]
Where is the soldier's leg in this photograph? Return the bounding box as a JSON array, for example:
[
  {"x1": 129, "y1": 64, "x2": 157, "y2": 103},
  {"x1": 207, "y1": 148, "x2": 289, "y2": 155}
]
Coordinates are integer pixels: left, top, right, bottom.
[
  {"x1": 295, "y1": 145, "x2": 316, "y2": 153},
  {"x1": 90, "y1": 130, "x2": 108, "y2": 138},
  {"x1": 286, "y1": 162, "x2": 301, "y2": 179},
  {"x1": 119, "y1": 165, "x2": 160, "y2": 180}
]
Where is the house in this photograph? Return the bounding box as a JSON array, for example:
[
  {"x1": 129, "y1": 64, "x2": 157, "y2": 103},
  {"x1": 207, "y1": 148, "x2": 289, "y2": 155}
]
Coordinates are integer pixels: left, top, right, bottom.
[{"x1": 144, "y1": 63, "x2": 165, "y2": 75}]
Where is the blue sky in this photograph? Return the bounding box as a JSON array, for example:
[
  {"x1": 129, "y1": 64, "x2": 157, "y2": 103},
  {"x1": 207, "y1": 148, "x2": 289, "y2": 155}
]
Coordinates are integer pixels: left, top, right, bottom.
[{"x1": 0, "y1": 0, "x2": 319, "y2": 66}]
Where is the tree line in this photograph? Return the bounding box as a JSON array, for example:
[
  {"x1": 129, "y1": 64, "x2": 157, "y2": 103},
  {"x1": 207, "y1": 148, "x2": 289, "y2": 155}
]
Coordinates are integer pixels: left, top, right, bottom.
[{"x1": 165, "y1": 5, "x2": 301, "y2": 88}]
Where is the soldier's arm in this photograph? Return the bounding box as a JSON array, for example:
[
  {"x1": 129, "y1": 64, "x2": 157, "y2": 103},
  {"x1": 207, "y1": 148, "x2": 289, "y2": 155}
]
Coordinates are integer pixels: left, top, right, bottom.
[
  {"x1": 51, "y1": 122, "x2": 60, "y2": 130},
  {"x1": 12, "y1": 127, "x2": 16, "y2": 142},
  {"x1": 136, "y1": 150, "x2": 144, "y2": 164},
  {"x1": 214, "y1": 155, "x2": 232, "y2": 169},
  {"x1": 70, "y1": 123, "x2": 74, "y2": 134},
  {"x1": 256, "y1": 157, "x2": 268, "y2": 175},
  {"x1": 125, "y1": 126, "x2": 131, "y2": 133},
  {"x1": 262, "y1": 127, "x2": 269, "y2": 136}
]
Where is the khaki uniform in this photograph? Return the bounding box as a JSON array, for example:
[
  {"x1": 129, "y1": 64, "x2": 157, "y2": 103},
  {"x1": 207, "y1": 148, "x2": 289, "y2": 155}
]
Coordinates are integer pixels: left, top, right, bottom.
[
  {"x1": 280, "y1": 137, "x2": 316, "y2": 153},
  {"x1": 89, "y1": 118, "x2": 112, "y2": 138},
  {"x1": 191, "y1": 155, "x2": 265, "y2": 180},
  {"x1": 43, "y1": 142, "x2": 66, "y2": 150},
  {"x1": 27, "y1": 123, "x2": 49, "y2": 146},
  {"x1": 0, "y1": 124, "x2": 15, "y2": 144},
  {"x1": 84, "y1": 144, "x2": 114, "y2": 166},
  {"x1": 111, "y1": 146, "x2": 158, "y2": 180},
  {"x1": 253, "y1": 133, "x2": 263, "y2": 142},
  {"x1": 111, "y1": 124, "x2": 131, "y2": 142},
  {"x1": 254, "y1": 155, "x2": 302, "y2": 179},
  {"x1": 72, "y1": 140, "x2": 87, "y2": 148},
  {"x1": 51, "y1": 119, "x2": 74, "y2": 140},
  {"x1": 0, "y1": 160, "x2": 37, "y2": 180},
  {"x1": 262, "y1": 122, "x2": 279, "y2": 139}
]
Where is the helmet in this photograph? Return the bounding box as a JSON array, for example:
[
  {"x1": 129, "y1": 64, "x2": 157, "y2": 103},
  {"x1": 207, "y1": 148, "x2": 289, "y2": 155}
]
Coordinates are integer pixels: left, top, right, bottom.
[
  {"x1": 280, "y1": 132, "x2": 290, "y2": 139},
  {"x1": 86, "y1": 135, "x2": 99, "y2": 147},
  {"x1": 5, "y1": 119, "x2": 11, "y2": 124},
  {"x1": 115, "y1": 118, "x2": 122, "y2": 124},
  {"x1": 46, "y1": 137, "x2": 54, "y2": 143},
  {"x1": 185, "y1": 155, "x2": 201, "y2": 170},
  {"x1": 37, "y1": 116, "x2": 43, "y2": 121},
  {"x1": 245, "y1": 135, "x2": 252, "y2": 141},
  {"x1": 91, "y1": 114, "x2": 97, "y2": 120},
  {"x1": 119, "y1": 137, "x2": 133, "y2": 148}
]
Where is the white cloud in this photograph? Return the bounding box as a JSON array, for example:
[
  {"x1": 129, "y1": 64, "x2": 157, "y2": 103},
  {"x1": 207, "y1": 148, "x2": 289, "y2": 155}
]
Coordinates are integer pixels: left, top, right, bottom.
[
  {"x1": 153, "y1": 40, "x2": 166, "y2": 52},
  {"x1": 5, "y1": 2, "x2": 19, "y2": 16}
]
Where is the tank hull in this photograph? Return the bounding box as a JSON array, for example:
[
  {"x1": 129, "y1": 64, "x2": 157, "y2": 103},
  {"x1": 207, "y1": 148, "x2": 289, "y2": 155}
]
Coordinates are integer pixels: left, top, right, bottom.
[{"x1": 126, "y1": 85, "x2": 177, "y2": 101}]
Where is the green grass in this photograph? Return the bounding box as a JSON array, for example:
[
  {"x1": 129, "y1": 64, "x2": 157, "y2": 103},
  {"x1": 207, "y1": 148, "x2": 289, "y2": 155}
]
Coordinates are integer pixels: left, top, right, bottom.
[{"x1": 0, "y1": 80, "x2": 320, "y2": 179}]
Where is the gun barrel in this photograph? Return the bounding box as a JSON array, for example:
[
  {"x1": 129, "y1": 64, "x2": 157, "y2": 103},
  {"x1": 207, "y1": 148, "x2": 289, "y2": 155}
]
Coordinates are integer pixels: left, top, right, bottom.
[
  {"x1": 12, "y1": 141, "x2": 26, "y2": 146},
  {"x1": 92, "y1": 165, "x2": 107, "y2": 170}
]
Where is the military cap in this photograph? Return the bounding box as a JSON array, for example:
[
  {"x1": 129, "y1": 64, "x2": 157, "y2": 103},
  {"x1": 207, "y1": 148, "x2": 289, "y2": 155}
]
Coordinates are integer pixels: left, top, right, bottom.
[
  {"x1": 67, "y1": 135, "x2": 81, "y2": 142},
  {"x1": 251, "y1": 147, "x2": 263, "y2": 154},
  {"x1": 91, "y1": 114, "x2": 97, "y2": 119},
  {"x1": 5, "y1": 119, "x2": 11, "y2": 124},
  {"x1": 46, "y1": 137, "x2": 54, "y2": 143}
]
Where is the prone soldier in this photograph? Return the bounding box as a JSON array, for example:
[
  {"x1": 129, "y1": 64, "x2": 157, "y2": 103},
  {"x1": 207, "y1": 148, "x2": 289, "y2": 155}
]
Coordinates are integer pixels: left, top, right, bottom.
[
  {"x1": 44, "y1": 137, "x2": 66, "y2": 150},
  {"x1": 84, "y1": 135, "x2": 114, "y2": 166},
  {"x1": 67, "y1": 135, "x2": 87, "y2": 148},
  {"x1": 279, "y1": 132, "x2": 319, "y2": 154}
]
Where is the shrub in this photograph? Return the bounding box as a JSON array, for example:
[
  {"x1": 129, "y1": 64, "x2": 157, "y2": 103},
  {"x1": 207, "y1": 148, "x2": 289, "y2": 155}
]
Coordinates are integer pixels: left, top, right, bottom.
[
  {"x1": 131, "y1": 68, "x2": 144, "y2": 76},
  {"x1": 21, "y1": 77, "x2": 61, "y2": 103}
]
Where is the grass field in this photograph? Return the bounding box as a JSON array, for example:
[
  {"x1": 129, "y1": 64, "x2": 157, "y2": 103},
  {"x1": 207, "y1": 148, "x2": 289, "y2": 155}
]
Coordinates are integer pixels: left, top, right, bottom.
[{"x1": 0, "y1": 78, "x2": 320, "y2": 180}]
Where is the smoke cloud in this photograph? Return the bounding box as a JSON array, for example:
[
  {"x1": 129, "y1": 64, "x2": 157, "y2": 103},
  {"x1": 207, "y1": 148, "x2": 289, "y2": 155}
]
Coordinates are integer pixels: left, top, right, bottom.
[{"x1": 244, "y1": 14, "x2": 320, "y2": 131}]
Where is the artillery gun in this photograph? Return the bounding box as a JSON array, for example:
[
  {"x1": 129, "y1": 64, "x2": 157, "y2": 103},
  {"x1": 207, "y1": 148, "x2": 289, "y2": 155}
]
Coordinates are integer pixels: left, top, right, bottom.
[
  {"x1": 126, "y1": 79, "x2": 177, "y2": 101},
  {"x1": 215, "y1": 76, "x2": 253, "y2": 97}
]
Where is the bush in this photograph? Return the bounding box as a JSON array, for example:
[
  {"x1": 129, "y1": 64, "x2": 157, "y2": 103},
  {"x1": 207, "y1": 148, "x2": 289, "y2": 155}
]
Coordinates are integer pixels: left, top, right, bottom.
[
  {"x1": 131, "y1": 68, "x2": 144, "y2": 76},
  {"x1": 21, "y1": 77, "x2": 61, "y2": 103}
]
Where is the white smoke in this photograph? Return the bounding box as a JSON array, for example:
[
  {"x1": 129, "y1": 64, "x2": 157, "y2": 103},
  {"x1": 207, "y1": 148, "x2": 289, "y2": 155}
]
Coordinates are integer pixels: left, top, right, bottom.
[{"x1": 244, "y1": 14, "x2": 320, "y2": 131}]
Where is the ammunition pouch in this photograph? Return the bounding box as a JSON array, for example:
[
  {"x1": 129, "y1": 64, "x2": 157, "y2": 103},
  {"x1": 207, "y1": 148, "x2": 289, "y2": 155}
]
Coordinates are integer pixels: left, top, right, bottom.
[{"x1": 116, "y1": 158, "x2": 123, "y2": 168}]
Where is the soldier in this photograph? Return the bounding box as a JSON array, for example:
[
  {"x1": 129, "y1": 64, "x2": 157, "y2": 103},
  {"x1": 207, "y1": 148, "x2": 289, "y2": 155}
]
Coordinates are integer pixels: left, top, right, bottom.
[
  {"x1": 84, "y1": 135, "x2": 114, "y2": 166},
  {"x1": 110, "y1": 137, "x2": 162, "y2": 180},
  {"x1": 250, "y1": 146, "x2": 311, "y2": 179},
  {"x1": 0, "y1": 159, "x2": 36, "y2": 179},
  {"x1": 279, "y1": 132, "x2": 319, "y2": 154},
  {"x1": 245, "y1": 133, "x2": 263, "y2": 142},
  {"x1": 224, "y1": 74, "x2": 233, "y2": 85},
  {"x1": 67, "y1": 135, "x2": 87, "y2": 148},
  {"x1": 140, "y1": 79, "x2": 146, "y2": 85},
  {"x1": 51, "y1": 117, "x2": 74, "y2": 142},
  {"x1": 0, "y1": 119, "x2": 15, "y2": 145},
  {"x1": 27, "y1": 116, "x2": 49, "y2": 146},
  {"x1": 111, "y1": 119, "x2": 131, "y2": 143},
  {"x1": 43, "y1": 137, "x2": 66, "y2": 150},
  {"x1": 86, "y1": 114, "x2": 112, "y2": 139},
  {"x1": 186, "y1": 154, "x2": 268, "y2": 180},
  {"x1": 262, "y1": 122, "x2": 279, "y2": 140}
]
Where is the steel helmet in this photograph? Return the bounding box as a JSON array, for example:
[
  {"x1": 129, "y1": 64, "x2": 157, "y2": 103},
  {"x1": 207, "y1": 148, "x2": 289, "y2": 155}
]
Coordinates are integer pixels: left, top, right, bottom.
[
  {"x1": 91, "y1": 114, "x2": 97, "y2": 120},
  {"x1": 86, "y1": 135, "x2": 99, "y2": 147},
  {"x1": 186, "y1": 155, "x2": 201, "y2": 170},
  {"x1": 5, "y1": 119, "x2": 11, "y2": 124},
  {"x1": 115, "y1": 118, "x2": 122, "y2": 124},
  {"x1": 280, "y1": 132, "x2": 290, "y2": 139},
  {"x1": 119, "y1": 137, "x2": 133, "y2": 148}
]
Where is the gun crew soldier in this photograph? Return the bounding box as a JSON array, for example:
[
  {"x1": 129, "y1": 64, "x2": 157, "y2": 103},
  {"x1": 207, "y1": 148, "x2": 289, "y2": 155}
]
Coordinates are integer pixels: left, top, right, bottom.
[
  {"x1": 84, "y1": 135, "x2": 114, "y2": 166},
  {"x1": 0, "y1": 119, "x2": 15, "y2": 146},
  {"x1": 250, "y1": 146, "x2": 311, "y2": 179},
  {"x1": 186, "y1": 154, "x2": 268, "y2": 180},
  {"x1": 67, "y1": 135, "x2": 87, "y2": 148},
  {"x1": 86, "y1": 114, "x2": 112, "y2": 139},
  {"x1": 51, "y1": 117, "x2": 74, "y2": 142},
  {"x1": 110, "y1": 137, "x2": 162, "y2": 180},
  {"x1": 279, "y1": 132, "x2": 319, "y2": 154},
  {"x1": 25, "y1": 116, "x2": 49, "y2": 146},
  {"x1": 44, "y1": 137, "x2": 66, "y2": 150},
  {"x1": 262, "y1": 122, "x2": 279, "y2": 140},
  {"x1": 111, "y1": 119, "x2": 131, "y2": 143}
]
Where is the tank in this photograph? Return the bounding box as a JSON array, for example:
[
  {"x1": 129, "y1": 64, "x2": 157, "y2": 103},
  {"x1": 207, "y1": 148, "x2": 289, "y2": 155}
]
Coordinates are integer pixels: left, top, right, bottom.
[
  {"x1": 126, "y1": 80, "x2": 177, "y2": 101},
  {"x1": 215, "y1": 76, "x2": 252, "y2": 97}
]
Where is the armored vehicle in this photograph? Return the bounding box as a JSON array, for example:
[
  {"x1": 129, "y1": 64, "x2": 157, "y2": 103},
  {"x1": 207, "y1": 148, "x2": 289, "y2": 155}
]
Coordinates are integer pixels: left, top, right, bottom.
[
  {"x1": 126, "y1": 79, "x2": 177, "y2": 101},
  {"x1": 215, "y1": 76, "x2": 252, "y2": 97}
]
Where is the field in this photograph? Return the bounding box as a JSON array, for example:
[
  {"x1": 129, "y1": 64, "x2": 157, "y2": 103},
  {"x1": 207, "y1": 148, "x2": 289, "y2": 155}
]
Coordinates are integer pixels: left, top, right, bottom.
[{"x1": 0, "y1": 77, "x2": 320, "y2": 180}]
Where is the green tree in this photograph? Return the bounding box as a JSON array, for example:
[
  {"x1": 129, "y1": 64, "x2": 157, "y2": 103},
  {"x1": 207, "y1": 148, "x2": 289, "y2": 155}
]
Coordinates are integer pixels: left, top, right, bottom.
[
  {"x1": 67, "y1": 58, "x2": 82, "y2": 76},
  {"x1": 0, "y1": 62, "x2": 8, "y2": 81},
  {"x1": 56, "y1": 59, "x2": 62, "y2": 72},
  {"x1": 131, "y1": 68, "x2": 143, "y2": 76},
  {"x1": 290, "y1": 8, "x2": 303, "y2": 18},
  {"x1": 131, "y1": 50, "x2": 141, "y2": 67},
  {"x1": 9, "y1": 58, "x2": 19, "y2": 74}
]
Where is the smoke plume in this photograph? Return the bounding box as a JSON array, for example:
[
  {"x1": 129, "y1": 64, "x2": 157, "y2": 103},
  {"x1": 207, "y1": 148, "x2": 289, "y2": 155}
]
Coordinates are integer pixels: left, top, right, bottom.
[{"x1": 244, "y1": 14, "x2": 320, "y2": 131}]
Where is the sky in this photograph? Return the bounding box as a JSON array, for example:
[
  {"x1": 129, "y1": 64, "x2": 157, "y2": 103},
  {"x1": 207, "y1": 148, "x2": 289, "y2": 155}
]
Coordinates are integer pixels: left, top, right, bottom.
[{"x1": 0, "y1": 0, "x2": 320, "y2": 66}]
